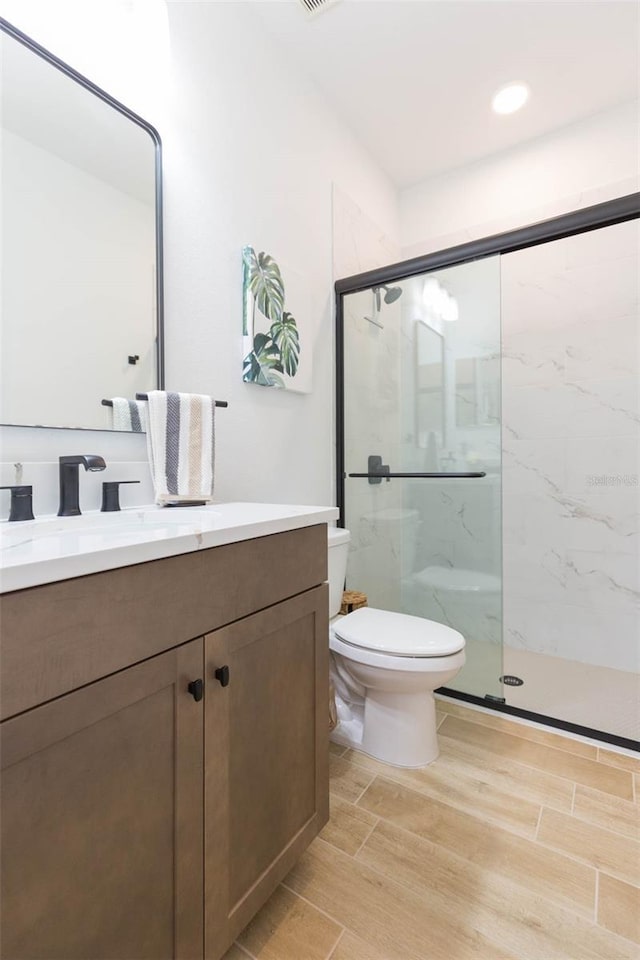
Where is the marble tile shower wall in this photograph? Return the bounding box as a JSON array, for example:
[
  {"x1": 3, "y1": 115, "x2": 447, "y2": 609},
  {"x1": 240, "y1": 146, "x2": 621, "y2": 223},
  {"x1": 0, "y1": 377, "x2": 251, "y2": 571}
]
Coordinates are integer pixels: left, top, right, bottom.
[{"x1": 501, "y1": 219, "x2": 639, "y2": 673}]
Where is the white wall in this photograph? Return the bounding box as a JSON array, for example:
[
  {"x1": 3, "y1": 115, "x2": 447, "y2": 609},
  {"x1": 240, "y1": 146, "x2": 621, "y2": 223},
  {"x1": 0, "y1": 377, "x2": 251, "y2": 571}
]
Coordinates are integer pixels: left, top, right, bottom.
[
  {"x1": 400, "y1": 101, "x2": 639, "y2": 257},
  {"x1": 0, "y1": 1, "x2": 398, "y2": 516},
  {"x1": 160, "y1": 2, "x2": 397, "y2": 506}
]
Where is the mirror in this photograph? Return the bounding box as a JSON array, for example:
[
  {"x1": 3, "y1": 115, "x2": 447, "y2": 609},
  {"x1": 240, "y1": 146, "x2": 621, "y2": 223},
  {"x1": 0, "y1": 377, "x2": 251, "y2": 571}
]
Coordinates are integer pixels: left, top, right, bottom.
[{"x1": 0, "y1": 19, "x2": 163, "y2": 432}]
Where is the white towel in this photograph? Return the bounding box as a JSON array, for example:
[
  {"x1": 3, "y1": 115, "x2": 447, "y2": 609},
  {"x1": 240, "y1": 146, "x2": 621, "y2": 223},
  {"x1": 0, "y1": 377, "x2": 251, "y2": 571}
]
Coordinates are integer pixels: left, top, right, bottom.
[
  {"x1": 110, "y1": 398, "x2": 146, "y2": 433},
  {"x1": 144, "y1": 391, "x2": 216, "y2": 505}
]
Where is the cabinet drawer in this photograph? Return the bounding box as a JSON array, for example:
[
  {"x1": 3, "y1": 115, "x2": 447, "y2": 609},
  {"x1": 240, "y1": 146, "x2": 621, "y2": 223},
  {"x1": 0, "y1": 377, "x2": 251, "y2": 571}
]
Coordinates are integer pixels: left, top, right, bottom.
[{"x1": 1, "y1": 525, "x2": 327, "y2": 720}]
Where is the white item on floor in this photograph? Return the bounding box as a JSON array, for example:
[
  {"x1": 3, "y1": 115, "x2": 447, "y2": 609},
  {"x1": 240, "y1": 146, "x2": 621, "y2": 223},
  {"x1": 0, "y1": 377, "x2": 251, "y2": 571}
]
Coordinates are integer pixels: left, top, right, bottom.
[{"x1": 327, "y1": 527, "x2": 466, "y2": 768}]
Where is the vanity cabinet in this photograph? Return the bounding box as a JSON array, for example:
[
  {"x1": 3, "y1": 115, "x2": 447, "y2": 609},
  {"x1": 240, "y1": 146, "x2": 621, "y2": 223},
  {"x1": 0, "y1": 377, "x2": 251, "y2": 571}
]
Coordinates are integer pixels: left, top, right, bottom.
[{"x1": 0, "y1": 525, "x2": 329, "y2": 960}]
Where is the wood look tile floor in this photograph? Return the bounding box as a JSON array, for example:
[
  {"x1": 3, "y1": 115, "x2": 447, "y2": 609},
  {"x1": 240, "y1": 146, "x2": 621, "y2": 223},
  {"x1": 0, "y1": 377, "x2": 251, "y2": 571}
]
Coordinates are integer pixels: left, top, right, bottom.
[{"x1": 226, "y1": 700, "x2": 640, "y2": 960}]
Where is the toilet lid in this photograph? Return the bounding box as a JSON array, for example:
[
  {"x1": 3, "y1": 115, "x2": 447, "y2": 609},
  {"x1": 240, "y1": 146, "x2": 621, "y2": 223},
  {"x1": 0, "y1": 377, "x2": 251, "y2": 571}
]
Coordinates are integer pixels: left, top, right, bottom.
[{"x1": 333, "y1": 607, "x2": 465, "y2": 657}]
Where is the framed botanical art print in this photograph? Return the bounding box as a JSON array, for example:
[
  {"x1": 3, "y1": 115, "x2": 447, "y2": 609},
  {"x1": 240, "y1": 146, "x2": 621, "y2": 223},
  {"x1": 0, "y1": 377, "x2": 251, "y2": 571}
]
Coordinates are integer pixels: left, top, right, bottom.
[{"x1": 242, "y1": 246, "x2": 312, "y2": 394}]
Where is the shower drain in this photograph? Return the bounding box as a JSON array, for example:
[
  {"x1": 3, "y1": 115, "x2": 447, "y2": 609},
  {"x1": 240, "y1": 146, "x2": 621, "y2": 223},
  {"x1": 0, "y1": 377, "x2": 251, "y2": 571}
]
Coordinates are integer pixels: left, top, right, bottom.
[{"x1": 500, "y1": 675, "x2": 524, "y2": 686}]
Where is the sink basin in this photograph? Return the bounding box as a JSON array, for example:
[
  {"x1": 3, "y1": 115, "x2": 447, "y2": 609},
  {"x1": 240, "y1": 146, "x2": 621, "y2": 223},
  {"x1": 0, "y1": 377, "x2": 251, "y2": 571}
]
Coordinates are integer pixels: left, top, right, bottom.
[
  {"x1": 0, "y1": 501, "x2": 339, "y2": 593},
  {"x1": 0, "y1": 515, "x2": 201, "y2": 555},
  {"x1": 0, "y1": 503, "x2": 330, "y2": 552},
  {"x1": 0, "y1": 506, "x2": 224, "y2": 544}
]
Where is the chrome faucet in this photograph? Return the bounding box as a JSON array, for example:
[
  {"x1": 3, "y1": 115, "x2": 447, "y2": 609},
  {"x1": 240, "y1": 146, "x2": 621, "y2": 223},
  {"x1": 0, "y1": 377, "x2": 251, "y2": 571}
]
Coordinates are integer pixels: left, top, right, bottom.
[{"x1": 58, "y1": 455, "x2": 106, "y2": 516}]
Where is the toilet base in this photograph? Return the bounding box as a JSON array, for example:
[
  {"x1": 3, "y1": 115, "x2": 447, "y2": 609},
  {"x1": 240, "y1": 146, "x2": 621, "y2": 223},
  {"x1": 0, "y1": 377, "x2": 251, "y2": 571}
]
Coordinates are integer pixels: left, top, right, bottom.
[
  {"x1": 329, "y1": 634, "x2": 465, "y2": 769},
  {"x1": 365, "y1": 688, "x2": 439, "y2": 767},
  {"x1": 330, "y1": 689, "x2": 440, "y2": 768}
]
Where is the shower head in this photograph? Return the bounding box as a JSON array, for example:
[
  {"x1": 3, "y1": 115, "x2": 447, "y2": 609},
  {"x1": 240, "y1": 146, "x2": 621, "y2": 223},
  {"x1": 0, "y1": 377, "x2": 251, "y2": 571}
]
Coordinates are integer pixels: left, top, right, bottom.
[
  {"x1": 373, "y1": 284, "x2": 403, "y2": 310},
  {"x1": 383, "y1": 285, "x2": 403, "y2": 304}
]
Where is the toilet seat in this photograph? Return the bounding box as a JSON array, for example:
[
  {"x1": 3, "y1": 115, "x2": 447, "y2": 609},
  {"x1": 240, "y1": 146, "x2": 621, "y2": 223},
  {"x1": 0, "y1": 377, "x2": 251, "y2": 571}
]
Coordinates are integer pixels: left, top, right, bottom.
[
  {"x1": 334, "y1": 607, "x2": 464, "y2": 657},
  {"x1": 330, "y1": 626, "x2": 466, "y2": 674},
  {"x1": 329, "y1": 607, "x2": 465, "y2": 673}
]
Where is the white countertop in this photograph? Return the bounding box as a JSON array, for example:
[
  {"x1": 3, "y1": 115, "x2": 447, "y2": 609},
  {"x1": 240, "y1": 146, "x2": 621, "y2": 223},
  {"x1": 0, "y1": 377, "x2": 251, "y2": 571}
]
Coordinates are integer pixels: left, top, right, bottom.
[{"x1": 0, "y1": 502, "x2": 339, "y2": 593}]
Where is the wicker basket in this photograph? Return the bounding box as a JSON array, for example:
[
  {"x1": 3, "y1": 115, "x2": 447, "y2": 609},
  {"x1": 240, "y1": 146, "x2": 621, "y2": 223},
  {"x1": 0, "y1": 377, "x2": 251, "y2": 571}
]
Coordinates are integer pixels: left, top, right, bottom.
[{"x1": 340, "y1": 590, "x2": 368, "y2": 615}]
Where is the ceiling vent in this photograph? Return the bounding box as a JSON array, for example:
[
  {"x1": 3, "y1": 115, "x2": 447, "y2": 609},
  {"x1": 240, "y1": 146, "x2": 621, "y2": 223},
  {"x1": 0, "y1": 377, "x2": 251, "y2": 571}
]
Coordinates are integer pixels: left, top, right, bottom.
[{"x1": 297, "y1": 0, "x2": 341, "y2": 17}]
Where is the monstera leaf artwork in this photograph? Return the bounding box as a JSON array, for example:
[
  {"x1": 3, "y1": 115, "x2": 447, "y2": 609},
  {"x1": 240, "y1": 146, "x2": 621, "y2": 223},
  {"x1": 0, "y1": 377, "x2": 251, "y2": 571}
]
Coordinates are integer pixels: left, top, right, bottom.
[
  {"x1": 270, "y1": 312, "x2": 300, "y2": 376},
  {"x1": 242, "y1": 246, "x2": 310, "y2": 393},
  {"x1": 242, "y1": 332, "x2": 285, "y2": 388},
  {"x1": 244, "y1": 249, "x2": 285, "y2": 324}
]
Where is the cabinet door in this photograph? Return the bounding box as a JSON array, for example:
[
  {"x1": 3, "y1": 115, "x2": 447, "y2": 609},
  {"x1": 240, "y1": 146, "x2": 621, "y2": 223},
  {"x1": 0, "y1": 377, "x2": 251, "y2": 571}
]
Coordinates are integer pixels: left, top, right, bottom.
[
  {"x1": 204, "y1": 585, "x2": 329, "y2": 957},
  {"x1": 1, "y1": 640, "x2": 204, "y2": 960}
]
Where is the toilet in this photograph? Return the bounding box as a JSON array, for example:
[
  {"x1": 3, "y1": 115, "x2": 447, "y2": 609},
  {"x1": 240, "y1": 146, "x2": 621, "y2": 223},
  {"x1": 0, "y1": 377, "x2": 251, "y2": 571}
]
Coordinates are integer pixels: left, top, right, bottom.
[{"x1": 328, "y1": 527, "x2": 466, "y2": 768}]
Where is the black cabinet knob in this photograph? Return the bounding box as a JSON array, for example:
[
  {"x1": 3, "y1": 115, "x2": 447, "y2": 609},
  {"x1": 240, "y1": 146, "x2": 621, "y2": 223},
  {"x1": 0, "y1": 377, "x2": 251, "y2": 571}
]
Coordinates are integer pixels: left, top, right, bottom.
[
  {"x1": 214, "y1": 665, "x2": 230, "y2": 687},
  {"x1": 187, "y1": 679, "x2": 204, "y2": 702}
]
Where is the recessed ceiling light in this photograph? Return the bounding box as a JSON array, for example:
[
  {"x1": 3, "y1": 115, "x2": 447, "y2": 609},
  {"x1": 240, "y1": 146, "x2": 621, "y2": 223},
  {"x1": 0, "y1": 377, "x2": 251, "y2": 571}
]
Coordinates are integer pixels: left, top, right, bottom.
[{"x1": 492, "y1": 83, "x2": 530, "y2": 115}]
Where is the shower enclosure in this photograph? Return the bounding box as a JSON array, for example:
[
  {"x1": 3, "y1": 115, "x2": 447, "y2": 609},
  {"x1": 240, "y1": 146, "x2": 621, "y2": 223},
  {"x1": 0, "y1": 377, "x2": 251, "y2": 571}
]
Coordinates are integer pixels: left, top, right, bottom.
[{"x1": 335, "y1": 193, "x2": 640, "y2": 749}]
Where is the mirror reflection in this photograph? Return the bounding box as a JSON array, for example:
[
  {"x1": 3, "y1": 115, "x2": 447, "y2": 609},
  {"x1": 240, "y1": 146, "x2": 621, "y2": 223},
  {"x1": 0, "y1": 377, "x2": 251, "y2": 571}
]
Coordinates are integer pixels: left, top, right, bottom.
[
  {"x1": 414, "y1": 319, "x2": 444, "y2": 444},
  {"x1": 0, "y1": 24, "x2": 161, "y2": 431},
  {"x1": 411, "y1": 259, "x2": 501, "y2": 461}
]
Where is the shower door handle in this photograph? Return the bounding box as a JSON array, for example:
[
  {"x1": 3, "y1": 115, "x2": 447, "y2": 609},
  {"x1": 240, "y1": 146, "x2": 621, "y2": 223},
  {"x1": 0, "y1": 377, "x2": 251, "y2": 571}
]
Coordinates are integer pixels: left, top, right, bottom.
[
  {"x1": 347, "y1": 472, "x2": 487, "y2": 480},
  {"x1": 347, "y1": 456, "x2": 486, "y2": 484},
  {"x1": 358, "y1": 455, "x2": 390, "y2": 483}
]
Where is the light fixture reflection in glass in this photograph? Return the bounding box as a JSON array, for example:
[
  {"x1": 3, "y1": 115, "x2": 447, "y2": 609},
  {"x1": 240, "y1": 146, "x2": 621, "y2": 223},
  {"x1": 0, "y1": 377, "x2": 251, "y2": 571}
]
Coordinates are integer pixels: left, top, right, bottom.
[
  {"x1": 423, "y1": 278, "x2": 458, "y2": 323},
  {"x1": 492, "y1": 82, "x2": 529, "y2": 115}
]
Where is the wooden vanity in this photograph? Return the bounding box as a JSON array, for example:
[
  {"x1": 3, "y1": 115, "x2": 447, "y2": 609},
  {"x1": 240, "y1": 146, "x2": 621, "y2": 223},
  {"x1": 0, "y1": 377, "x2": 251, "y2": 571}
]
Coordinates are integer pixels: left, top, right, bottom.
[{"x1": 0, "y1": 524, "x2": 329, "y2": 960}]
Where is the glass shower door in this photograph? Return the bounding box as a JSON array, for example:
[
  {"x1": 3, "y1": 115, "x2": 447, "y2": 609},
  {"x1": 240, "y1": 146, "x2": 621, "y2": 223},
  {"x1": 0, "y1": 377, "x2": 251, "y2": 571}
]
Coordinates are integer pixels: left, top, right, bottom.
[{"x1": 341, "y1": 256, "x2": 503, "y2": 701}]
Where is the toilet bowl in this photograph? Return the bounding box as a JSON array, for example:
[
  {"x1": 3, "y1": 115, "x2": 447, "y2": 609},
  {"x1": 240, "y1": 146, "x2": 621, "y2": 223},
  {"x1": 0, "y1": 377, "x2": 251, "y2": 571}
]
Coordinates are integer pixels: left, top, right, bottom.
[{"x1": 328, "y1": 527, "x2": 465, "y2": 768}]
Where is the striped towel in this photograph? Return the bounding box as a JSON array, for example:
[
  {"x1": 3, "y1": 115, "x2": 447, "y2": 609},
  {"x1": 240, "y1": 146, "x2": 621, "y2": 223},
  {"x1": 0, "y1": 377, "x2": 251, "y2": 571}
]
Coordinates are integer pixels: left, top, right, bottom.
[
  {"x1": 110, "y1": 398, "x2": 146, "y2": 433},
  {"x1": 144, "y1": 391, "x2": 216, "y2": 505}
]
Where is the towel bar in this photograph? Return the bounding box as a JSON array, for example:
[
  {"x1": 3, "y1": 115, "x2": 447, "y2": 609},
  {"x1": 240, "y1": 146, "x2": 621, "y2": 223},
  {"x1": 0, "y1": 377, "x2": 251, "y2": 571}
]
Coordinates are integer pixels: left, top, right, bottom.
[{"x1": 102, "y1": 396, "x2": 229, "y2": 408}]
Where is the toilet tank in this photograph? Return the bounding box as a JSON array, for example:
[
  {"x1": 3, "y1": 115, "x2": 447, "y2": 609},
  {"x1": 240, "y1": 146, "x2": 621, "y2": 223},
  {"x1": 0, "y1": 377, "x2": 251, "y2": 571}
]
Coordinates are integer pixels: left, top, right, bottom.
[{"x1": 327, "y1": 527, "x2": 350, "y2": 617}]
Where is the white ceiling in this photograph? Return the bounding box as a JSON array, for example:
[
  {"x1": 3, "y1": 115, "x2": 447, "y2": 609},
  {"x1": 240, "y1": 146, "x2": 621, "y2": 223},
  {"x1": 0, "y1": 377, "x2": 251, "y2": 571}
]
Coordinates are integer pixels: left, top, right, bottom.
[{"x1": 254, "y1": 0, "x2": 639, "y2": 188}]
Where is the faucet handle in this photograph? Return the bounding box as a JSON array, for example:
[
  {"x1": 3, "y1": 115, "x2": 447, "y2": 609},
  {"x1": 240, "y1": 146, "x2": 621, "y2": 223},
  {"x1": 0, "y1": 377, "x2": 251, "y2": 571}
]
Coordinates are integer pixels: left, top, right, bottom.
[
  {"x1": 101, "y1": 480, "x2": 140, "y2": 513},
  {"x1": 0, "y1": 485, "x2": 35, "y2": 522}
]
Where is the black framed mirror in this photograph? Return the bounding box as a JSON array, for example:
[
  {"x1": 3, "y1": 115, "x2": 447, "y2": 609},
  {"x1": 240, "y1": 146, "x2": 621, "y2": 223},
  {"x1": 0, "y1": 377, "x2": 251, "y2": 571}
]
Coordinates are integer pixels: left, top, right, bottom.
[{"x1": 0, "y1": 17, "x2": 164, "y2": 432}]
